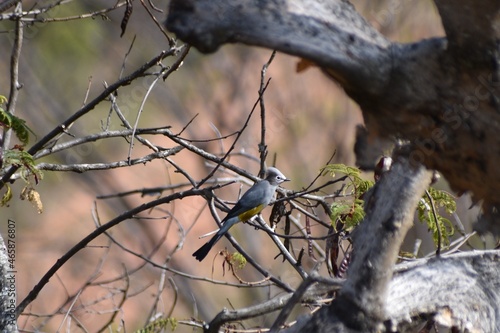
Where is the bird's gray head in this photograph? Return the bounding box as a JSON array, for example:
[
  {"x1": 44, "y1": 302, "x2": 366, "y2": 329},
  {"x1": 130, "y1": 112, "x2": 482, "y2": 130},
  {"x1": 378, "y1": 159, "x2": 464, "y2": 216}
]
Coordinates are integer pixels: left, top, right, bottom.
[{"x1": 265, "y1": 167, "x2": 290, "y2": 186}]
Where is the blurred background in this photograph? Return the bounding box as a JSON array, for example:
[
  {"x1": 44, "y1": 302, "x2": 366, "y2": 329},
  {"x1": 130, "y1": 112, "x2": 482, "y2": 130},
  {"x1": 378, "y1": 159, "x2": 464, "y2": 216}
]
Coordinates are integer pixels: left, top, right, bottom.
[{"x1": 0, "y1": 0, "x2": 489, "y2": 332}]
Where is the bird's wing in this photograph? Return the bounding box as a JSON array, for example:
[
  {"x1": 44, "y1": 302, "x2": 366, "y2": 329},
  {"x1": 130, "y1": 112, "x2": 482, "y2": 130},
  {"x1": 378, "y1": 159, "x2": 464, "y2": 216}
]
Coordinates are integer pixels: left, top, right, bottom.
[{"x1": 222, "y1": 180, "x2": 270, "y2": 222}]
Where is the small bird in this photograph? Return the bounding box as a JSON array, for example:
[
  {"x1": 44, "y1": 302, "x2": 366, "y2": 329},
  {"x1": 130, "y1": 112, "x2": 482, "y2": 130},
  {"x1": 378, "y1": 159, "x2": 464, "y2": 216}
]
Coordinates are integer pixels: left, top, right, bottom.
[{"x1": 193, "y1": 167, "x2": 290, "y2": 261}]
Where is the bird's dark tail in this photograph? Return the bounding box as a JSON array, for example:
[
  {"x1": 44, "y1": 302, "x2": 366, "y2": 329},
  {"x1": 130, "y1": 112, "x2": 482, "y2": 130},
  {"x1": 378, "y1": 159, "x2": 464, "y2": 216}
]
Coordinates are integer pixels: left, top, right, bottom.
[
  {"x1": 192, "y1": 233, "x2": 222, "y2": 261},
  {"x1": 193, "y1": 217, "x2": 238, "y2": 261}
]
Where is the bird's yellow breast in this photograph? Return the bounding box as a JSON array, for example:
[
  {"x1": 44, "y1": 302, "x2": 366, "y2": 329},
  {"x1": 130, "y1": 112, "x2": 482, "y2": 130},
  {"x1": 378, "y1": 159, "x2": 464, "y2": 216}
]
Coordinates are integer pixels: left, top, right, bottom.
[{"x1": 238, "y1": 204, "x2": 265, "y2": 222}]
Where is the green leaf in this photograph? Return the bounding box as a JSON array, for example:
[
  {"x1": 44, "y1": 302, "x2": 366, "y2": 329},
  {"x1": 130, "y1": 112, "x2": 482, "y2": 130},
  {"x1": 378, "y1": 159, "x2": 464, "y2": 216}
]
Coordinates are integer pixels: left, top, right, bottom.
[
  {"x1": 417, "y1": 188, "x2": 457, "y2": 247},
  {"x1": 231, "y1": 252, "x2": 247, "y2": 269},
  {"x1": 135, "y1": 317, "x2": 178, "y2": 333},
  {"x1": 3, "y1": 149, "x2": 43, "y2": 190},
  {"x1": 326, "y1": 164, "x2": 373, "y2": 230},
  {"x1": 330, "y1": 202, "x2": 351, "y2": 225},
  {"x1": 0, "y1": 185, "x2": 12, "y2": 206},
  {"x1": 323, "y1": 164, "x2": 374, "y2": 198},
  {"x1": 0, "y1": 108, "x2": 13, "y2": 127},
  {"x1": 0, "y1": 108, "x2": 35, "y2": 146},
  {"x1": 330, "y1": 199, "x2": 365, "y2": 231},
  {"x1": 427, "y1": 187, "x2": 456, "y2": 214},
  {"x1": 323, "y1": 164, "x2": 361, "y2": 179}
]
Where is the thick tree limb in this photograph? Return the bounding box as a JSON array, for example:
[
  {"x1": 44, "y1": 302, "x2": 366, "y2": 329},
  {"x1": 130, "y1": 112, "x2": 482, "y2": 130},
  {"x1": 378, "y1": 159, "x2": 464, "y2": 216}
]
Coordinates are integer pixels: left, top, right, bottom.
[
  {"x1": 387, "y1": 250, "x2": 500, "y2": 332},
  {"x1": 166, "y1": 0, "x2": 391, "y2": 94},
  {"x1": 280, "y1": 250, "x2": 500, "y2": 333},
  {"x1": 336, "y1": 153, "x2": 432, "y2": 328},
  {"x1": 434, "y1": 1, "x2": 500, "y2": 54},
  {"x1": 166, "y1": 0, "x2": 500, "y2": 233},
  {"x1": 277, "y1": 153, "x2": 431, "y2": 333}
]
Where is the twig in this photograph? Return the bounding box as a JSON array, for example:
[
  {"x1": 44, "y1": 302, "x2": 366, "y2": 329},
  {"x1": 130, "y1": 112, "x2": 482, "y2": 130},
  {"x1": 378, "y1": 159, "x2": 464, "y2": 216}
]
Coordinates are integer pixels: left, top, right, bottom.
[
  {"x1": 166, "y1": 277, "x2": 178, "y2": 318},
  {"x1": 118, "y1": 34, "x2": 136, "y2": 80},
  {"x1": 33, "y1": 127, "x2": 172, "y2": 159},
  {"x1": 107, "y1": 91, "x2": 161, "y2": 153},
  {"x1": 301, "y1": 150, "x2": 337, "y2": 192},
  {"x1": 258, "y1": 51, "x2": 276, "y2": 175},
  {"x1": 246, "y1": 220, "x2": 339, "y2": 241},
  {"x1": 0, "y1": 0, "x2": 128, "y2": 21},
  {"x1": 255, "y1": 216, "x2": 309, "y2": 279},
  {"x1": 96, "y1": 177, "x2": 236, "y2": 199},
  {"x1": 127, "y1": 73, "x2": 163, "y2": 164},
  {"x1": 2, "y1": 1, "x2": 23, "y2": 151},
  {"x1": 206, "y1": 276, "x2": 342, "y2": 333},
  {"x1": 425, "y1": 189, "x2": 442, "y2": 256},
  {"x1": 195, "y1": 78, "x2": 272, "y2": 188},
  {"x1": 55, "y1": 289, "x2": 83, "y2": 332},
  {"x1": 33, "y1": 147, "x2": 183, "y2": 173},
  {"x1": 15, "y1": 184, "x2": 227, "y2": 317},
  {"x1": 165, "y1": 156, "x2": 198, "y2": 187},
  {"x1": 140, "y1": 0, "x2": 174, "y2": 46},
  {"x1": 275, "y1": 177, "x2": 349, "y2": 204},
  {"x1": 268, "y1": 274, "x2": 317, "y2": 332},
  {"x1": 163, "y1": 44, "x2": 190, "y2": 80},
  {"x1": 176, "y1": 113, "x2": 199, "y2": 136},
  {"x1": 101, "y1": 221, "x2": 276, "y2": 288},
  {"x1": 95, "y1": 264, "x2": 130, "y2": 333},
  {"x1": 163, "y1": 128, "x2": 260, "y2": 183},
  {"x1": 0, "y1": 50, "x2": 177, "y2": 189}
]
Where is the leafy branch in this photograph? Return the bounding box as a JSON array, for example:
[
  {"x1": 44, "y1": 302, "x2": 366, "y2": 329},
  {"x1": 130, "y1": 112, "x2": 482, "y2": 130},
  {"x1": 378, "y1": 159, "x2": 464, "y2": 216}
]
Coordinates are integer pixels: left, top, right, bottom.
[
  {"x1": 418, "y1": 187, "x2": 457, "y2": 248},
  {"x1": 324, "y1": 164, "x2": 374, "y2": 231}
]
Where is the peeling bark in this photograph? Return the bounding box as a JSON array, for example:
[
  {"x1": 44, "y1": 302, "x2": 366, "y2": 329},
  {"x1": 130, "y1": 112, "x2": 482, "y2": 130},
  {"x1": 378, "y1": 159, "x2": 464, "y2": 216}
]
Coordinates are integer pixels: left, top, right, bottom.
[
  {"x1": 279, "y1": 251, "x2": 500, "y2": 333},
  {"x1": 387, "y1": 251, "x2": 500, "y2": 332}
]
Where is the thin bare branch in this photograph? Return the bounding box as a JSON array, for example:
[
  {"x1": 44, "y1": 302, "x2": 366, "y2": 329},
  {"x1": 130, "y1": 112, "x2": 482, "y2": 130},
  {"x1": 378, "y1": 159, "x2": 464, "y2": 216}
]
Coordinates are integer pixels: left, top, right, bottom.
[
  {"x1": 258, "y1": 51, "x2": 276, "y2": 175},
  {"x1": 2, "y1": 1, "x2": 22, "y2": 151},
  {"x1": 15, "y1": 183, "x2": 227, "y2": 317},
  {"x1": 1, "y1": 49, "x2": 179, "y2": 189}
]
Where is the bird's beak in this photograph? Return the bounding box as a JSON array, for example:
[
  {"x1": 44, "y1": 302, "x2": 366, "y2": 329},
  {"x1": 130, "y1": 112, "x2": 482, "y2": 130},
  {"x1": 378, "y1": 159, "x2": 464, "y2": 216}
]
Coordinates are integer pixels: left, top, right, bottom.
[{"x1": 284, "y1": 178, "x2": 291, "y2": 182}]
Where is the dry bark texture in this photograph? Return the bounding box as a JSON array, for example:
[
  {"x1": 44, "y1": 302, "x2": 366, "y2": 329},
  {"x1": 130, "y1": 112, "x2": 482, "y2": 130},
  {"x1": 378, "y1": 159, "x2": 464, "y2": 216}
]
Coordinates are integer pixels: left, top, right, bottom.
[
  {"x1": 166, "y1": 1, "x2": 500, "y2": 332},
  {"x1": 387, "y1": 251, "x2": 500, "y2": 332}
]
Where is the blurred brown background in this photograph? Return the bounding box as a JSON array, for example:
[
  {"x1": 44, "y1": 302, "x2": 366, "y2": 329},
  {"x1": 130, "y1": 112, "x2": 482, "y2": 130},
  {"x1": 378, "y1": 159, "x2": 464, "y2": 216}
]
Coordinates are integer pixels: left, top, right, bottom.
[{"x1": 0, "y1": 1, "x2": 488, "y2": 331}]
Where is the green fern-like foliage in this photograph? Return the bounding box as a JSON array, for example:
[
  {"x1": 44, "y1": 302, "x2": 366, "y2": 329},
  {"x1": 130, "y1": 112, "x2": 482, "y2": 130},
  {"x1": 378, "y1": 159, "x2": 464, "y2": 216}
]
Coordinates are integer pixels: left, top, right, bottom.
[
  {"x1": 0, "y1": 97, "x2": 34, "y2": 146},
  {"x1": 0, "y1": 95, "x2": 42, "y2": 208},
  {"x1": 325, "y1": 163, "x2": 458, "y2": 249},
  {"x1": 417, "y1": 188, "x2": 456, "y2": 247},
  {"x1": 3, "y1": 150, "x2": 42, "y2": 183},
  {"x1": 0, "y1": 185, "x2": 12, "y2": 207},
  {"x1": 330, "y1": 199, "x2": 365, "y2": 231},
  {"x1": 324, "y1": 164, "x2": 374, "y2": 230},
  {"x1": 323, "y1": 164, "x2": 374, "y2": 199},
  {"x1": 135, "y1": 317, "x2": 178, "y2": 333}
]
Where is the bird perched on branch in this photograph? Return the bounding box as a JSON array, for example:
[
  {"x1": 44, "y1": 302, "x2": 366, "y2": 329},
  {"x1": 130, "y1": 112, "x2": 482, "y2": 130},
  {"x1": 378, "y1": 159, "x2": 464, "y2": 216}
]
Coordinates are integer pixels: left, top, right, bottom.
[{"x1": 193, "y1": 167, "x2": 290, "y2": 261}]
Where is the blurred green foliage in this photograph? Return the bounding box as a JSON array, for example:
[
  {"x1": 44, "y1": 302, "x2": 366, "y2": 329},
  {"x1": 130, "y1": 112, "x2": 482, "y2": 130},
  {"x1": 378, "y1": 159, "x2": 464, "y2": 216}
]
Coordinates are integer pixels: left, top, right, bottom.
[
  {"x1": 135, "y1": 317, "x2": 178, "y2": 333},
  {"x1": 325, "y1": 163, "x2": 457, "y2": 248}
]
